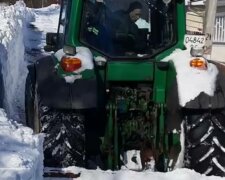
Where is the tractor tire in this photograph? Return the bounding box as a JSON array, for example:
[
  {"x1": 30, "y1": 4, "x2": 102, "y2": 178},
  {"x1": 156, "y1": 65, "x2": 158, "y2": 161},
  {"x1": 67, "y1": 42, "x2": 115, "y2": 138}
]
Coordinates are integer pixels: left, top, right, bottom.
[
  {"x1": 184, "y1": 110, "x2": 225, "y2": 176},
  {"x1": 25, "y1": 67, "x2": 85, "y2": 167},
  {"x1": 41, "y1": 108, "x2": 85, "y2": 167}
]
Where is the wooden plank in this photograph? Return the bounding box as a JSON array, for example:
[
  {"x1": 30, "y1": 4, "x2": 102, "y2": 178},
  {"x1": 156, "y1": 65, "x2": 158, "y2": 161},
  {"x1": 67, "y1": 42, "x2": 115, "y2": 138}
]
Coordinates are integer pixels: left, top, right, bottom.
[{"x1": 186, "y1": 20, "x2": 203, "y2": 28}]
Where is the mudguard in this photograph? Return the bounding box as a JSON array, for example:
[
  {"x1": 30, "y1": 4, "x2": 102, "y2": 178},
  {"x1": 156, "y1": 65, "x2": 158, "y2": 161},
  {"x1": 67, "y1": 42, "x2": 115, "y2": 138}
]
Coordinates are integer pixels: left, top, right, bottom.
[
  {"x1": 185, "y1": 62, "x2": 225, "y2": 109},
  {"x1": 166, "y1": 62, "x2": 225, "y2": 131},
  {"x1": 34, "y1": 55, "x2": 97, "y2": 109}
]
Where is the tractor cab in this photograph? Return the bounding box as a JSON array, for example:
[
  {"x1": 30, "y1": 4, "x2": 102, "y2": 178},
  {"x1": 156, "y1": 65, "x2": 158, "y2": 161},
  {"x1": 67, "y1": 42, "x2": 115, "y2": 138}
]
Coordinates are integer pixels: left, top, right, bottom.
[
  {"x1": 79, "y1": 0, "x2": 177, "y2": 58},
  {"x1": 49, "y1": 0, "x2": 181, "y2": 60}
]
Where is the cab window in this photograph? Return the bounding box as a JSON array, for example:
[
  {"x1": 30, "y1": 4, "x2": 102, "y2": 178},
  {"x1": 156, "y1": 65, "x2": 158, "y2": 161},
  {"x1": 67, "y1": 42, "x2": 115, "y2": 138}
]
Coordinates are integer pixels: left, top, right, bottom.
[{"x1": 80, "y1": 0, "x2": 177, "y2": 58}]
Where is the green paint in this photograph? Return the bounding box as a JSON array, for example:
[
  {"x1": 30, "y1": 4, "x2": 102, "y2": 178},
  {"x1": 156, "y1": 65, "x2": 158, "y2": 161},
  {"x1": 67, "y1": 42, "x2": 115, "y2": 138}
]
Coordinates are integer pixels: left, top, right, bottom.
[
  {"x1": 66, "y1": 0, "x2": 82, "y2": 46},
  {"x1": 107, "y1": 61, "x2": 153, "y2": 81}
]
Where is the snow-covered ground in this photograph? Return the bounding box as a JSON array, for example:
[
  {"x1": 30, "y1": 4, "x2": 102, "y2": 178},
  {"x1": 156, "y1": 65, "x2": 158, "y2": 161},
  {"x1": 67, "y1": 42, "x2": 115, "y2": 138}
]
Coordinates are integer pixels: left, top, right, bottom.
[
  {"x1": 0, "y1": 109, "x2": 44, "y2": 180},
  {"x1": 0, "y1": 1, "x2": 225, "y2": 180},
  {"x1": 0, "y1": 1, "x2": 33, "y2": 123}
]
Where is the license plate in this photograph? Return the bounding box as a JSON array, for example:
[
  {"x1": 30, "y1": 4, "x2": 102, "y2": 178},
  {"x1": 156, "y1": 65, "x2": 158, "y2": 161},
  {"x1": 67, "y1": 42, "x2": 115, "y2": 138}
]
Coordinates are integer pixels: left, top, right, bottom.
[{"x1": 184, "y1": 34, "x2": 206, "y2": 49}]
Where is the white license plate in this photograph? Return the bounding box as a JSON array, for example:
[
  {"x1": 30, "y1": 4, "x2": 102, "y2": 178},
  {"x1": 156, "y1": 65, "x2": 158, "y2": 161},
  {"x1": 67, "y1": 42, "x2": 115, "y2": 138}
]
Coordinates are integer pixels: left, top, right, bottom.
[{"x1": 184, "y1": 34, "x2": 206, "y2": 49}]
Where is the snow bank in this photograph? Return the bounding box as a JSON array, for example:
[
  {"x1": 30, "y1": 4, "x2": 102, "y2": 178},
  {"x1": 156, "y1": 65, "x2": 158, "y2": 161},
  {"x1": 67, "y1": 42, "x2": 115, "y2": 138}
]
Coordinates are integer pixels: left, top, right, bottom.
[
  {"x1": 0, "y1": 1, "x2": 34, "y2": 122},
  {"x1": 29, "y1": 4, "x2": 60, "y2": 51},
  {"x1": 0, "y1": 109, "x2": 44, "y2": 180},
  {"x1": 32, "y1": 3, "x2": 60, "y2": 33},
  {"x1": 163, "y1": 49, "x2": 218, "y2": 107},
  {"x1": 0, "y1": 2, "x2": 44, "y2": 179},
  {"x1": 45, "y1": 166, "x2": 223, "y2": 180}
]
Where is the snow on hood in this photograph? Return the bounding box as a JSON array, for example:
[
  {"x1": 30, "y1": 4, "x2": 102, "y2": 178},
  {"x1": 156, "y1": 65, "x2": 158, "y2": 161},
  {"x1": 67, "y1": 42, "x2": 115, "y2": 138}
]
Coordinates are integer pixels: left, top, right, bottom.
[
  {"x1": 0, "y1": 109, "x2": 44, "y2": 180},
  {"x1": 163, "y1": 49, "x2": 218, "y2": 107}
]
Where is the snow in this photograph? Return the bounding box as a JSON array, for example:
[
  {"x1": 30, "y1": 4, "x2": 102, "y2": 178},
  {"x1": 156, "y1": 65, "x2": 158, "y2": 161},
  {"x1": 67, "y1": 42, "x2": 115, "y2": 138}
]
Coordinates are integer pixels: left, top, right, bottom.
[
  {"x1": 0, "y1": 1, "x2": 225, "y2": 180},
  {"x1": 121, "y1": 150, "x2": 143, "y2": 171},
  {"x1": 0, "y1": 1, "x2": 34, "y2": 122},
  {"x1": 0, "y1": 2, "x2": 49, "y2": 179},
  {"x1": 45, "y1": 166, "x2": 224, "y2": 180},
  {"x1": 29, "y1": 4, "x2": 60, "y2": 52},
  {"x1": 31, "y1": 4, "x2": 60, "y2": 33},
  {"x1": 163, "y1": 49, "x2": 218, "y2": 107},
  {"x1": 174, "y1": 123, "x2": 185, "y2": 169},
  {"x1": 0, "y1": 109, "x2": 44, "y2": 180}
]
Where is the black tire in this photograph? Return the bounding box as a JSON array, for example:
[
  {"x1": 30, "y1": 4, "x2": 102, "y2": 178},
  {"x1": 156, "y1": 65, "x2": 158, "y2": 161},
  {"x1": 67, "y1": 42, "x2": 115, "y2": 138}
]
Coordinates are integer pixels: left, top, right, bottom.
[
  {"x1": 40, "y1": 108, "x2": 85, "y2": 167},
  {"x1": 25, "y1": 66, "x2": 85, "y2": 167},
  {"x1": 184, "y1": 110, "x2": 225, "y2": 176}
]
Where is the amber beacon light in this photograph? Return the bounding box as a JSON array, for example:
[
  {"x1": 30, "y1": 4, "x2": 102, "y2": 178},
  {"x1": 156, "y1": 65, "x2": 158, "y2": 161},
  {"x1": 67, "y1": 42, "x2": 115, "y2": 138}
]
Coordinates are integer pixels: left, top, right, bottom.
[
  {"x1": 60, "y1": 56, "x2": 82, "y2": 72},
  {"x1": 190, "y1": 58, "x2": 207, "y2": 70}
]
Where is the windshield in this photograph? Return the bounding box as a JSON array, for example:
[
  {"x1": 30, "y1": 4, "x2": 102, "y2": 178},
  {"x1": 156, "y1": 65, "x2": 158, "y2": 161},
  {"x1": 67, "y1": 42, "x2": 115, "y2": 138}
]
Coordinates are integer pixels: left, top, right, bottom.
[{"x1": 80, "y1": 0, "x2": 177, "y2": 58}]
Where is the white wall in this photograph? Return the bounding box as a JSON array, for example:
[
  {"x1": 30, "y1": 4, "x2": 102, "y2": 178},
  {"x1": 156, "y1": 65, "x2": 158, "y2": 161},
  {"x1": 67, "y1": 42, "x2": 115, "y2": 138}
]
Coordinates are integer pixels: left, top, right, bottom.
[{"x1": 211, "y1": 44, "x2": 225, "y2": 61}]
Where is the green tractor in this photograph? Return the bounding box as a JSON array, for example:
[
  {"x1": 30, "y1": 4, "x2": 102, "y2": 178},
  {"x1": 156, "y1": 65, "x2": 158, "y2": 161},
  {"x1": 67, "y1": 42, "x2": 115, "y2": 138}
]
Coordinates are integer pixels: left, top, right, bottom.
[{"x1": 25, "y1": 0, "x2": 225, "y2": 176}]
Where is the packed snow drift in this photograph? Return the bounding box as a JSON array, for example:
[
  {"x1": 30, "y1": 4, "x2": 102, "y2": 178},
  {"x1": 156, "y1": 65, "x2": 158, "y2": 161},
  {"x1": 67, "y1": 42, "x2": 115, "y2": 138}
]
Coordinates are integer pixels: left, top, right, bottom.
[
  {"x1": 0, "y1": 1, "x2": 34, "y2": 122},
  {"x1": 0, "y1": 109, "x2": 44, "y2": 180}
]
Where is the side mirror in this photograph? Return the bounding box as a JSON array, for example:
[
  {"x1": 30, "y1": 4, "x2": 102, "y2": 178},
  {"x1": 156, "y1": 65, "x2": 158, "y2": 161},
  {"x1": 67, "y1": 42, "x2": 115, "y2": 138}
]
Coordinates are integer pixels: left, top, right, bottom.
[
  {"x1": 44, "y1": 33, "x2": 58, "y2": 52},
  {"x1": 156, "y1": 61, "x2": 169, "y2": 71}
]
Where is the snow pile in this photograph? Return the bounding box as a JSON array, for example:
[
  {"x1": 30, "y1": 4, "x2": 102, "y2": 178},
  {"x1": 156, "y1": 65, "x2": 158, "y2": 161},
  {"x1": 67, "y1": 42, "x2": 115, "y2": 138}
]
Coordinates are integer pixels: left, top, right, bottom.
[
  {"x1": 163, "y1": 49, "x2": 218, "y2": 106},
  {"x1": 26, "y1": 4, "x2": 60, "y2": 52},
  {"x1": 31, "y1": 4, "x2": 60, "y2": 33},
  {"x1": 121, "y1": 150, "x2": 143, "y2": 171},
  {"x1": 0, "y1": 109, "x2": 44, "y2": 180},
  {"x1": 45, "y1": 166, "x2": 223, "y2": 180},
  {"x1": 0, "y1": 3, "x2": 45, "y2": 178},
  {"x1": 0, "y1": 1, "x2": 34, "y2": 122}
]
